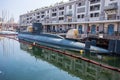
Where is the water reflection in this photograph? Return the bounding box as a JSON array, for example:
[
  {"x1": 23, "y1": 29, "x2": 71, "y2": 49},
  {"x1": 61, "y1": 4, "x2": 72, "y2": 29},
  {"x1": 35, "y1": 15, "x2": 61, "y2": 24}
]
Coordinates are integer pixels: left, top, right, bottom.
[
  {"x1": 80, "y1": 52, "x2": 120, "y2": 69},
  {"x1": 1, "y1": 38, "x2": 81, "y2": 80},
  {"x1": 0, "y1": 37, "x2": 16, "y2": 56},
  {"x1": 64, "y1": 47, "x2": 120, "y2": 69},
  {"x1": 20, "y1": 42, "x2": 120, "y2": 80}
]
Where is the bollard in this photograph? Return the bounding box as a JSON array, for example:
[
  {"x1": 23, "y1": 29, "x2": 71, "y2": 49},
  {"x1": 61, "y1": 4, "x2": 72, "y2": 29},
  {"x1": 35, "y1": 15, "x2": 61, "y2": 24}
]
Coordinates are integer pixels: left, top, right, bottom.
[{"x1": 80, "y1": 50, "x2": 84, "y2": 55}]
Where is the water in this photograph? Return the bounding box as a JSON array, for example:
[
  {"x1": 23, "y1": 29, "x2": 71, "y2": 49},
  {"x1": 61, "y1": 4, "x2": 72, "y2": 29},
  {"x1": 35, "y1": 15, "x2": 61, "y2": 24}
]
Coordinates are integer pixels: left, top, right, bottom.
[
  {"x1": 0, "y1": 37, "x2": 120, "y2": 80},
  {"x1": 0, "y1": 71, "x2": 2, "y2": 74}
]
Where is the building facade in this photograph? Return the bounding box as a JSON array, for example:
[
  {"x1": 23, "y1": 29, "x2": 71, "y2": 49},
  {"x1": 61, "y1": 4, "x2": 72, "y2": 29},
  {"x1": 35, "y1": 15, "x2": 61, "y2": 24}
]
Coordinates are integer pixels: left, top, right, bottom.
[{"x1": 20, "y1": 0, "x2": 120, "y2": 35}]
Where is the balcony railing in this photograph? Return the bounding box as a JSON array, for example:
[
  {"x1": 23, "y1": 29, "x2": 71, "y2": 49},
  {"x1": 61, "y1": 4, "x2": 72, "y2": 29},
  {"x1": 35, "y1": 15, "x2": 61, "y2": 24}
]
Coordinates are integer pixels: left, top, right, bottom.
[
  {"x1": 100, "y1": 16, "x2": 120, "y2": 21},
  {"x1": 88, "y1": 33, "x2": 120, "y2": 40},
  {"x1": 104, "y1": 3, "x2": 118, "y2": 11},
  {"x1": 65, "y1": 12, "x2": 72, "y2": 17},
  {"x1": 89, "y1": 0, "x2": 100, "y2": 4},
  {"x1": 44, "y1": 16, "x2": 49, "y2": 19}
]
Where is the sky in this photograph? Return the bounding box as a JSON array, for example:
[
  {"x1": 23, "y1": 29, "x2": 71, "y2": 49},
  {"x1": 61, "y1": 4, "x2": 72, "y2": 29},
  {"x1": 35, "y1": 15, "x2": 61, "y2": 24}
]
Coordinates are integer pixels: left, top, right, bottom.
[{"x1": 0, "y1": 0, "x2": 69, "y2": 22}]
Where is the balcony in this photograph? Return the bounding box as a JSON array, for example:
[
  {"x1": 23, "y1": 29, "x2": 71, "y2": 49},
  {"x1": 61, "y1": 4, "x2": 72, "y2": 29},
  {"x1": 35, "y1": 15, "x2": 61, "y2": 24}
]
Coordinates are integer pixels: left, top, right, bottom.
[
  {"x1": 59, "y1": 11, "x2": 64, "y2": 16},
  {"x1": 89, "y1": 0, "x2": 100, "y2": 4},
  {"x1": 65, "y1": 13, "x2": 72, "y2": 17},
  {"x1": 104, "y1": 3, "x2": 118, "y2": 11},
  {"x1": 100, "y1": 15, "x2": 120, "y2": 21},
  {"x1": 44, "y1": 16, "x2": 49, "y2": 19}
]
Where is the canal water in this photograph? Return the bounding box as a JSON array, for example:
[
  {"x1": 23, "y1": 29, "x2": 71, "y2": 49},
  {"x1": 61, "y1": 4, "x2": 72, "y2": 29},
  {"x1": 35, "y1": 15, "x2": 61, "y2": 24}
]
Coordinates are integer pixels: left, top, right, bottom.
[{"x1": 0, "y1": 37, "x2": 120, "y2": 80}]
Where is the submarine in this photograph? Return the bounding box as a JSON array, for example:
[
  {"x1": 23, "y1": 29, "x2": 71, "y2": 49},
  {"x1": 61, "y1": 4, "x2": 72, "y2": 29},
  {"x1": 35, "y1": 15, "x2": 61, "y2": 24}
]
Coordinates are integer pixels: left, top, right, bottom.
[{"x1": 18, "y1": 23, "x2": 110, "y2": 54}]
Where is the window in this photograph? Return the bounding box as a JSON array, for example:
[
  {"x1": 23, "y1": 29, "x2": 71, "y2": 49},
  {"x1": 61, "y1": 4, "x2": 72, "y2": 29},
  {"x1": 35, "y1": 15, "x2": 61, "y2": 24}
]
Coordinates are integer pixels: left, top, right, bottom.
[
  {"x1": 41, "y1": 15, "x2": 44, "y2": 18},
  {"x1": 37, "y1": 20, "x2": 40, "y2": 22},
  {"x1": 90, "y1": 13, "x2": 93, "y2": 17},
  {"x1": 77, "y1": 15, "x2": 80, "y2": 18},
  {"x1": 77, "y1": 1, "x2": 85, "y2": 7},
  {"x1": 90, "y1": 6, "x2": 94, "y2": 11},
  {"x1": 37, "y1": 12, "x2": 40, "y2": 15},
  {"x1": 52, "y1": 9, "x2": 57, "y2": 12},
  {"x1": 95, "y1": 13, "x2": 99, "y2": 17},
  {"x1": 90, "y1": 0, "x2": 100, "y2": 4},
  {"x1": 69, "y1": 5, "x2": 72, "y2": 9},
  {"x1": 59, "y1": 17, "x2": 64, "y2": 20},
  {"x1": 52, "y1": 13, "x2": 57, "y2": 17},
  {"x1": 68, "y1": 19, "x2": 72, "y2": 22},
  {"x1": 59, "y1": 11, "x2": 64, "y2": 15},
  {"x1": 81, "y1": 14, "x2": 84, "y2": 18},
  {"x1": 94, "y1": 5, "x2": 100, "y2": 10},
  {"x1": 59, "y1": 7, "x2": 64, "y2": 10},
  {"x1": 62, "y1": 12, "x2": 64, "y2": 15},
  {"x1": 78, "y1": 3, "x2": 81, "y2": 6},
  {"x1": 37, "y1": 16, "x2": 40, "y2": 18},
  {"x1": 90, "y1": 13, "x2": 99, "y2": 17},
  {"x1": 77, "y1": 14, "x2": 84, "y2": 19},
  {"x1": 41, "y1": 11, "x2": 45, "y2": 14},
  {"x1": 90, "y1": 5, "x2": 100, "y2": 11}
]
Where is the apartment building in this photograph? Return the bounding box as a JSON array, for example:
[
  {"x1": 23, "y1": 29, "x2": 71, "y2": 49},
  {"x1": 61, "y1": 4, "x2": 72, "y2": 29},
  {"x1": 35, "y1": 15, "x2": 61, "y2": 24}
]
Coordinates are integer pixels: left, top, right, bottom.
[{"x1": 20, "y1": 0, "x2": 120, "y2": 35}]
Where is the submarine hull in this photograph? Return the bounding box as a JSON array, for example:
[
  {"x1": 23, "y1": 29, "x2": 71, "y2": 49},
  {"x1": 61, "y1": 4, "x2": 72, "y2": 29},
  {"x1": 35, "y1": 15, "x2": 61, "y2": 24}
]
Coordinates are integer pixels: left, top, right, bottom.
[{"x1": 18, "y1": 33, "x2": 110, "y2": 54}]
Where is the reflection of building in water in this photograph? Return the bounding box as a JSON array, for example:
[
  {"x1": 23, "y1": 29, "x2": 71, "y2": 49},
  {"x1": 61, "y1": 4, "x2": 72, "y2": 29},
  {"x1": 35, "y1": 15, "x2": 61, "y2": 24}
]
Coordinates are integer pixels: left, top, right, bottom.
[
  {"x1": 0, "y1": 38, "x2": 16, "y2": 56},
  {"x1": 20, "y1": 43, "x2": 120, "y2": 80},
  {"x1": 0, "y1": 37, "x2": 4, "y2": 40}
]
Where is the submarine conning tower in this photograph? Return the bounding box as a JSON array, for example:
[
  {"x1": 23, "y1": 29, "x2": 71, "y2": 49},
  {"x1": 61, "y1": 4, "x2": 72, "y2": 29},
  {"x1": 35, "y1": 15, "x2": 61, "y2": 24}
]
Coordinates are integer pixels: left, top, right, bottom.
[{"x1": 32, "y1": 23, "x2": 43, "y2": 35}]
